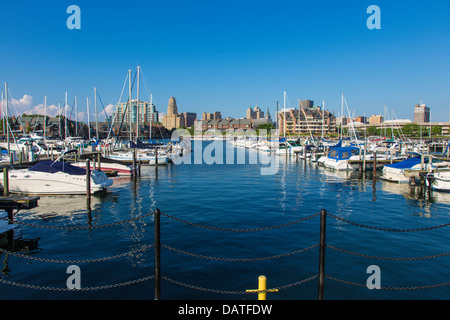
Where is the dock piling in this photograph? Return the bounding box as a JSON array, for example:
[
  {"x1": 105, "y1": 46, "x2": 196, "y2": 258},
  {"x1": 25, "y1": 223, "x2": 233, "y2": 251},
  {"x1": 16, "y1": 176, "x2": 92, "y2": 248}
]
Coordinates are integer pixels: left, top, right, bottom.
[
  {"x1": 3, "y1": 167, "x2": 9, "y2": 196},
  {"x1": 318, "y1": 209, "x2": 327, "y2": 300},
  {"x1": 154, "y1": 208, "x2": 161, "y2": 300},
  {"x1": 86, "y1": 159, "x2": 91, "y2": 200}
]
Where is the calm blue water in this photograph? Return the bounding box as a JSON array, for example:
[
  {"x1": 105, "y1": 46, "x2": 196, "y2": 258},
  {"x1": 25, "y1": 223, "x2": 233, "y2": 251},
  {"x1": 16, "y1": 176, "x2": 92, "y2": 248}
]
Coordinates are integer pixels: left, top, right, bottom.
[{"x1": 0, "y1": 141, "x2": 449, "y2": 300}]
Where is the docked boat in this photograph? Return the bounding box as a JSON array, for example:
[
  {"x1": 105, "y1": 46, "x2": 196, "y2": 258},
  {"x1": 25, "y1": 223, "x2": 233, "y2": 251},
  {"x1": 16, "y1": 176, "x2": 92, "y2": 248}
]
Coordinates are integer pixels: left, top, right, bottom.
[
  {"x1": 107, "y1": 150, "x2": 169, "y2": 165},
  {"x1": 380, "y1": 156, "x2": 425, "y2": 183},
  {"x1": 71, "y1": 156, "x2": 135, "y2": 176},
  {"x1": 382, "y1": 154, "x2": 450, "y2": 184},
  {"x1": 425, "y1": 170, "x2": 450, "y2": 191},
  {"x1": 323, "y1": 146, "x2": 361, "y2": 171},
  {"x1": 0, "y1": 159, "x2": 113, "y2": 195}
]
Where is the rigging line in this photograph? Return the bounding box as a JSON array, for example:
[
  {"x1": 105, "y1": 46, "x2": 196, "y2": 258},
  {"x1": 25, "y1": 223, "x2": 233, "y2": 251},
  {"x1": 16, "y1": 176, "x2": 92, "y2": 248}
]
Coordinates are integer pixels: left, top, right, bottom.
[
  {"x1": 7, "y1": 87, "x2": 26, "y2": 135},
  {"x1": 106, "y1": 72, "x2": 129, "y2": 141},
  {"x1": 114, "y1": 70, "x2": 137, "y2": 147},
  {"x1": 96, "y1": 90, "x2": 116, "y2": 139}
]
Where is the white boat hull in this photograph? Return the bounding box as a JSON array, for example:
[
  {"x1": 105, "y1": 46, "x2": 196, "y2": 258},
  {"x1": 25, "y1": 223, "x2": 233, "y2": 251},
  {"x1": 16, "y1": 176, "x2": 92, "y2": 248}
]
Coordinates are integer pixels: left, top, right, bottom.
[{"x1": 0, "y1": 169, "x2": 113, "y2": 195}]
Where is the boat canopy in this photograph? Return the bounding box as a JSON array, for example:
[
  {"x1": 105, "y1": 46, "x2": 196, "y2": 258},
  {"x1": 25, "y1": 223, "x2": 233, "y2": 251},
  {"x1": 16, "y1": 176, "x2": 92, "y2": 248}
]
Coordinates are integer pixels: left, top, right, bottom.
[
  {"x1": 29, "y1": 160, "x2": 86, "y2": 175},
  {"x1": 328, "y1": 147, "x2": 359, "y2": 160},
  {"x1": 384, "y1": 157, "x2": 425, "y2": 169}
]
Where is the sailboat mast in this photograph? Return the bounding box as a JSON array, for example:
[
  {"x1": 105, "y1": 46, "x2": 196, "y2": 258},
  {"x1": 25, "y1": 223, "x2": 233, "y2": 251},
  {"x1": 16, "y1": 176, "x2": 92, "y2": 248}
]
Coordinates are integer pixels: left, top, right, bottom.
[
  {"x1": 283, "y1": 90, "x2": 286, "y2": 138},
  {"x1": 58, "y1": 103, "x2": 61, "y2": 138},
  {"x1": 75, "y1": 96, "x2": 78, "y2": 137},
  {"x1": 4, "y1": 82, "x2": 9, "y2": 154},
  {"x1": 136, "y1": 66, "x2": 140, "y2": 142},
  {"x1": 128, "y1": 69, "x2": 132, "y2": 143},
  {"x1": 150, "y1": 93, "x2": 153, "y2": 140},
  {"x1": 44, "y1": 95, "x2": 47, "y2": 141},
  {"x1": 1, "y1": 92, "x2": 4, "y2": 136},
  {"x1": 94, "y1": 87, "x2": 99, "y2": 141},
  {"x1": 87, "y1": 97, "x2": 91, "y2": 141},
  {"x1": 340, "y1": 93, "x2": 344, "y2": 140},
  {"x1": 65, "y1": 91, "x2": 68, "y2": 139},
  {"x1": 322, "y1": 100, "x2": 325, "y2": 140}
]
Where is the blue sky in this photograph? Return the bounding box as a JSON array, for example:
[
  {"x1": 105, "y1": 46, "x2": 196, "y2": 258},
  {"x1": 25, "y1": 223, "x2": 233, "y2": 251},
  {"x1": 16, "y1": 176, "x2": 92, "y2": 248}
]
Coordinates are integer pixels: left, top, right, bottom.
[{"x1": 1, "y1": 0, "x2": 449, "y2": 122}]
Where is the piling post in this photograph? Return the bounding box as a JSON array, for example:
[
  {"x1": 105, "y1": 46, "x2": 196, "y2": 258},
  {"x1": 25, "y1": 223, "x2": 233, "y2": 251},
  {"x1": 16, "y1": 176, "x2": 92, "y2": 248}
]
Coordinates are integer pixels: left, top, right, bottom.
[
  {"x1": 97, "y1": 152, "x2": 101, "y2": 171},
  {"x1": 318, "y1": 209, "x2": 327, "y2": 300},
  {"x1": 86, "y1": 159, "x2": 91, "y2": 200},
  {"x1": 154, "y1": 208, "x2": 161, "y2": 300},
  {"x1": 3, "y1": 167, "x2": 9, "y2": 196},
  {"x1": 155, "y1": 147, "x2": 158, "y2": 168},
  {"x1": 363, "y1": 142, "x2": 366, "y2": 172},
  {"x1": 132, "y1": 149, "x2": 136, "y2": 173}
]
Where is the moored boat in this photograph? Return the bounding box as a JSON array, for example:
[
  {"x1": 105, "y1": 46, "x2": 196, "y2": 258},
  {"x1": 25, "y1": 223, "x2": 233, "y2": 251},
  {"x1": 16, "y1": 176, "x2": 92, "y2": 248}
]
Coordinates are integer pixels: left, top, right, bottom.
[{"x1": 0, "y1": 160, "x2": 113, "y2": 195}]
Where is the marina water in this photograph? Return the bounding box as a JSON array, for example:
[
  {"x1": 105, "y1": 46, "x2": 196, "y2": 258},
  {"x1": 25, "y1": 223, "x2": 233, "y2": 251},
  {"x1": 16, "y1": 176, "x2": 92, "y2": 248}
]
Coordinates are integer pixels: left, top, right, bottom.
[{"x1": 1, "y1": 141, "x2": 449, "y2": 300}]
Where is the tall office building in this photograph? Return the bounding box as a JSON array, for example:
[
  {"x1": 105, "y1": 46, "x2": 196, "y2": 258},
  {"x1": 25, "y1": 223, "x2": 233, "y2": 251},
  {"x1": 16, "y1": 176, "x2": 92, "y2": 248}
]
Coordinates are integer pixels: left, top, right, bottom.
[{"x1": 414, "y1": 104, "x2": 430, "y2": 123}]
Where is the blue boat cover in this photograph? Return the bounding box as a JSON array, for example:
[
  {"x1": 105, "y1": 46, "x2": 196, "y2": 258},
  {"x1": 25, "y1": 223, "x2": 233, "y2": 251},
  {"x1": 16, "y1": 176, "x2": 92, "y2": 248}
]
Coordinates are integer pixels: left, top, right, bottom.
[
  {"x1": 328, "y1": 147, "x2": 359, "y2": 160},
  {"x1": 384, "y1": 157, "x2": 425, "y2": 169},
  {"x1": 29, "y1": 160, "x2": 86, "y2": 175}
]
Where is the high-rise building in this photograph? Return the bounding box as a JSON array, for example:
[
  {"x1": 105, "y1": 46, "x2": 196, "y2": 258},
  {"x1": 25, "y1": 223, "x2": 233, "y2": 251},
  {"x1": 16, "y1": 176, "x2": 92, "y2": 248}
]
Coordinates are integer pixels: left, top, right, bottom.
[
  {"x1": 414, "y1": 104, "x2": 430, "y2": 123},
  {"x1": 113, "y1": 99, "x2": 158, "y2": 124},
  {"x1": 161, "y1": 96, "x2": 197, "y2": 130}
]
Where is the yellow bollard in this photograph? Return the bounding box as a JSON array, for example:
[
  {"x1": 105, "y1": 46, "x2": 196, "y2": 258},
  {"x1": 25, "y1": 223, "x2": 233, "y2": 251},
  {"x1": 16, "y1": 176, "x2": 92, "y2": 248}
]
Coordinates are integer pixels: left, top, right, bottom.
[{"x1": 246, "y1": 275, "x2": 278, "y2": 300}]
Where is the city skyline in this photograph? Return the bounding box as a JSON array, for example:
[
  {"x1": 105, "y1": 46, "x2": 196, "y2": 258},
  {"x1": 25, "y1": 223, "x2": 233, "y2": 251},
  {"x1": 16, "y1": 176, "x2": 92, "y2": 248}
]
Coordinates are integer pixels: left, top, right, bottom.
[{"x1": 0, "y1": 1, "x2": 449, "y2": 123}]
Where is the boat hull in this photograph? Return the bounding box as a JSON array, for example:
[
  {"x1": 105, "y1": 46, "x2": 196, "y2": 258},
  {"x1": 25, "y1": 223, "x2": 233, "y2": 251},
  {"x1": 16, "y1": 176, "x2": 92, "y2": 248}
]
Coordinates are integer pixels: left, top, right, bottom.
[{"x1": 0, "y1": 169, "x2": 113, "y2": 195}]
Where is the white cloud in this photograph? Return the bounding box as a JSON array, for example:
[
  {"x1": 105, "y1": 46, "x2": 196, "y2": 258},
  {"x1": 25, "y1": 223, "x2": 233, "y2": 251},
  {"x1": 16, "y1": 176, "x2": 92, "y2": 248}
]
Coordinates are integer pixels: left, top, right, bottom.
[
  {"x1": 1, "y1": 93, "x2": 115, "y2": 122},
  {"x1": 104, "y1": 104, "x2": 115, "y2": 117}
]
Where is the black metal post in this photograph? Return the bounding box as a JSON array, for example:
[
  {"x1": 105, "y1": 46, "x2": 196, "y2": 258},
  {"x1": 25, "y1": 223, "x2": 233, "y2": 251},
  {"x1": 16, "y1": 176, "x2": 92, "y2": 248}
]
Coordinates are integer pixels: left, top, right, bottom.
[
  {"x1": 86, "y1": 159, "x2": 91, "y2": 201},
  {"x1": 154, "y1": 208, "x2": 161, "y2": 300},
  {"x1": 318, "y1": 209, "x2": 327, "y2": 300}
]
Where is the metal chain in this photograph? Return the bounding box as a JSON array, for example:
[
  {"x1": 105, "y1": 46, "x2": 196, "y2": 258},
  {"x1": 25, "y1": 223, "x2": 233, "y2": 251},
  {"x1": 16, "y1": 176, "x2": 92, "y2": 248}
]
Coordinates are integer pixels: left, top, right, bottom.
[
  {"x1": 161, "y1": 243, "x2": 319, "y2": 262},
  {"x1": 327, "y1": 244, "x2": 450, "y2": 261},
  {"x1": 12, "y1": 211, "x2": 154, "y2": 230},
  {"x1": 161, "y1": 274, "x2": 318, "y2": 295},
  {"x1": 0, "y1": 275, "x2": 154, "y2": 291},
  {"x1": 326, "y1": 275, "x2": 450, "y2": 290},
  {"x1": 0, "y1": 244, "x2": 153, "y2": 264},
  {"x1": 327, "y1": 212, "x2": 450, "y2": 232},
  {"x1": 160, "y1": 211, "x2": 320, "y2": 232}
]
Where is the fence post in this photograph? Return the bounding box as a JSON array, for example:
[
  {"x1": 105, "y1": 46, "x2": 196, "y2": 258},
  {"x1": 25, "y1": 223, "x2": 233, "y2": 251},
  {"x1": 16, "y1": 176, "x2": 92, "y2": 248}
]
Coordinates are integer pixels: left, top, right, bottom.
[
  {"x1": 154, "y1": 208, "x2": 161, "y2": 300},
  {"x1": 318, "y1": 209, "x2": 327, "y2": 300},
  {"x1": 86, "y1": 159, "x2": 91, "y2": 200}
]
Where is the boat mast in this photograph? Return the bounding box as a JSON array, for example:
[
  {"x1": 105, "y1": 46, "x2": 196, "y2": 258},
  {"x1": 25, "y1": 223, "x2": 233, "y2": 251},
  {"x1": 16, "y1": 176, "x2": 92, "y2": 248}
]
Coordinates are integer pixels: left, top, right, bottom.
[
  {"x1": 4, "y1": 82, "x2": 9, "y2": 154},
  {"x1": 322, "y1": 100, "x2": 325, "y2": 141},
  {"x1": 65, "y1": 91, "x2": 68, "y2": 139},
  {"x1": 1, "y1": 92, "x2": 4, "y2": 136},
  {"x1": 58, "y1": 103, "x2": 61, "y2": 138},
  {"x1": 44, "y1": 95, "x2": 47, "y2": 141},
  {"x1": 75, "y1": 96, "x2": 78, "y2": 137},
  {"x1": 87, "y1": 97, "x2": 91, "y2": 141},
  {"x1": 94, "y1": 87, "x2": 99, "y2": 141},
  {"x1": 150, "y1": 93, "x2": 153, "y2": 140},
  {"x1": 128, "y1": 69, "x2": 132, "y2": 143},
  {"x1": 283, "y1": 90, "x2": 286, "y2": 138},
  {"x1": 136, "y1": 66, "x2": 140, "y2": 142},
  {"x1": 340, "y1": 93, "x2": 344, "y2": 140}
]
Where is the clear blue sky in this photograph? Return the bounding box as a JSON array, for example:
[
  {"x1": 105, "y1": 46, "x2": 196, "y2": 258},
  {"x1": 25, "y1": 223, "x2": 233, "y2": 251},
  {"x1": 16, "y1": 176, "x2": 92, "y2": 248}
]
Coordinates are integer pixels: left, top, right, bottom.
[{"x1": 1, "y1": 0, "x2": 449, "y2": 122}]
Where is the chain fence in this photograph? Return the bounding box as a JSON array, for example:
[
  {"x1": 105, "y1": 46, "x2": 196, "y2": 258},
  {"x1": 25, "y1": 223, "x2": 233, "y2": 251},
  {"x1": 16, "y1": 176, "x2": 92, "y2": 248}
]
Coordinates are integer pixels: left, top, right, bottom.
[{"x1": 0, "y1": 208, "x2": 449, "y2": 298}]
